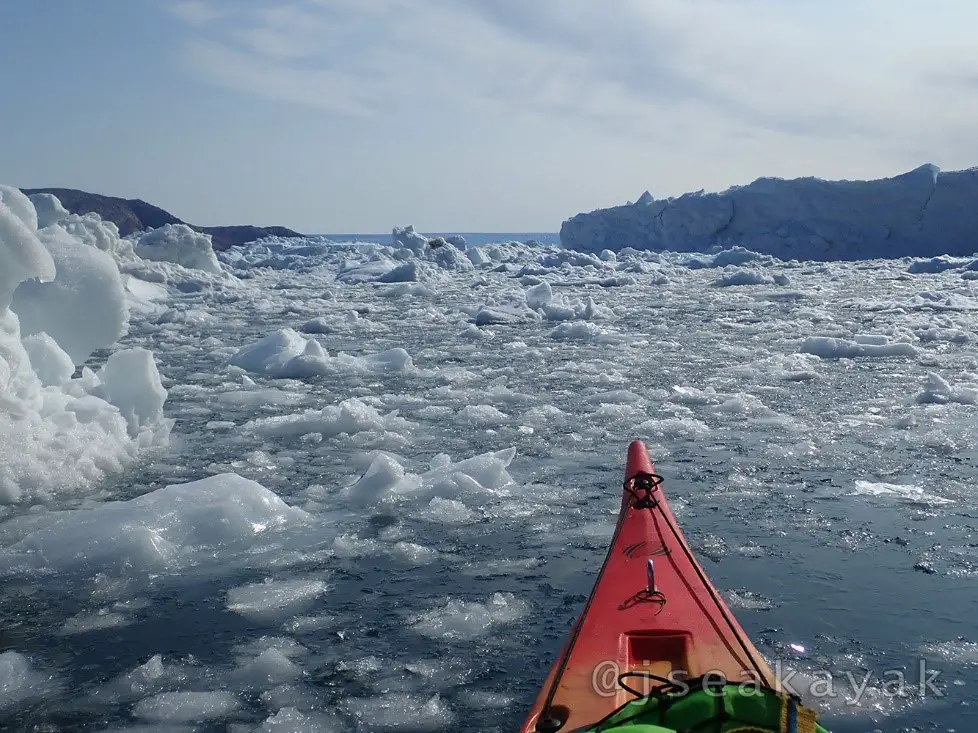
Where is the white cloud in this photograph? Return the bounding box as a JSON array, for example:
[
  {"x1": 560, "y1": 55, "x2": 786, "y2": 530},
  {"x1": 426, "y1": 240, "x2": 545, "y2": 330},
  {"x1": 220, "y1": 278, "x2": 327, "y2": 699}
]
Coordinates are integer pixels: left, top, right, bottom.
[
  {"x1": 166, "y1": 0, "x2": 223, "y2": 26},
  {"x1": 164, "y1": 0, "x2": 978, "y2": 189}
]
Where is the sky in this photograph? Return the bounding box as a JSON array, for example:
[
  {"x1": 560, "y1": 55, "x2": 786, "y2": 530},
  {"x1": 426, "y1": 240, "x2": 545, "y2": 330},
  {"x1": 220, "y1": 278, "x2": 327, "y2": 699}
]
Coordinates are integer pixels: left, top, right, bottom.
[{"x1": 2, "y1": 0, "x2": 978, "y2": 234}]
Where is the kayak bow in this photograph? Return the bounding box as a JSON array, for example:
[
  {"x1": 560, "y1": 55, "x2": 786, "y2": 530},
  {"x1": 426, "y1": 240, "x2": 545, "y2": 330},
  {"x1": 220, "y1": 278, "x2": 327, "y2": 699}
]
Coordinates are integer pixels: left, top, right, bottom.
[{"x1": 520, "y1": 440, "x2": 825, "y2": 733}]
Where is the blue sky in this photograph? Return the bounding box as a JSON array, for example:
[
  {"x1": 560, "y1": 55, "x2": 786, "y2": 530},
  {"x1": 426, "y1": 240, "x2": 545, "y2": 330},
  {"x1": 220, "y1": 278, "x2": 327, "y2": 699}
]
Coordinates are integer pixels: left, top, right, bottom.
[{"x1": 2, "y1": 1, "x2": 978, "y2": 233}]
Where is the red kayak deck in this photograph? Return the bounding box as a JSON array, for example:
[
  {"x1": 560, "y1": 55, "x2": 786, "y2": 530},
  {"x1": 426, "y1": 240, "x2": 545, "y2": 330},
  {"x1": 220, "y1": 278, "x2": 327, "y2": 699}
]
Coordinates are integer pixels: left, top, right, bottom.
[{"x1": 521, "y1": 440, "x2": 776, "y2": 733}]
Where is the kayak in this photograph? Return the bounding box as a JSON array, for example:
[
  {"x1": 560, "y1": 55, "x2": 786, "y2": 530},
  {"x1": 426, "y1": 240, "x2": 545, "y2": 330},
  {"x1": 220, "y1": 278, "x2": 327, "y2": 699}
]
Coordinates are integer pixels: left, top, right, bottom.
[{"x1": 520, "y1": 440, "x2": 828, "y2": 733}]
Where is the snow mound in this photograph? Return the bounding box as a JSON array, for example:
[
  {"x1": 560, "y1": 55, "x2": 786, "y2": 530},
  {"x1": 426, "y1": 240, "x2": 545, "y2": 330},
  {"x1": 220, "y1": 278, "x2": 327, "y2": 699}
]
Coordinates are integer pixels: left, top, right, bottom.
[
  {"x1": 28, "y1": 192, "x2": 70, "y2": 229},
  {"x1": 0, "y1": 187, "x2": 171, "y2": 505},
  {"x1": 561, "y1": 164, "x2": 978, "y2": 261},
  {"x1": 12, "y1": 222, "x2": 129, "y2": 364},
  {"x1": 21, "y1": 332, "x2": 74, "y2": 386},
  {"x1": 60, "y1": 211, "x2": 134, "y2": 257},
  {"x1": 134, "y1": 223, "x2": 223, "y2": 274},
  {"x1": 0, "y1": 474, "x2": 310, "y2": 575},
  {"x1": 0, "y1": 186, "x2": 55, "y2": 307},
  {"x1": 230, "y1": 328, "x2": 414, "y2": 378}
]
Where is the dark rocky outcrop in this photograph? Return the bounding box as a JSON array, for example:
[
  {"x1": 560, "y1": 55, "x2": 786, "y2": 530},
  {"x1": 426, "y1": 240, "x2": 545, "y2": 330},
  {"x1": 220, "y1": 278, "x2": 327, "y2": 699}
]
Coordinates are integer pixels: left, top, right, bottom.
[{"x1": 20, "y1": 187, "x2": 304, "y2": 251}]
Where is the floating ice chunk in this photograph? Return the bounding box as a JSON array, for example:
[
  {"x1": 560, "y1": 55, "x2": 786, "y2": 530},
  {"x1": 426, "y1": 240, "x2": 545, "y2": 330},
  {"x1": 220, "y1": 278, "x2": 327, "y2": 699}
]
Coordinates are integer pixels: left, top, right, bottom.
[
  {"x1": 637, "y1": 417, "x2": 711, "y2": 441},
  {"x1": 382, "y1": 282, "x2": 435, "y2": 297},
  {"x1": 226, "y1": 579, "x2": 329, "y2": 623},
  {"x1": 444, "y1": 234, "x2": 466, "y2": 249},
  {"x1": 331, "y1": 533, "x2": 384, "y2": 558},
  {"x1": 586, "y1": 389, "x2": 645, "y2": 404},
  {"x1": 230, "y1": 328, "x2": 414, "y2": 378},
  {"x1": 667, "y1": 385, "x2": 720, "y2": 405},
  {"x1": 458, "y1": 323, "x2": 490, "y2": 340},
  {"x1": 851, "y1": 480, "x2": 953, "y2": 506},
  {"x1": 135, "y1": 224, "x2": 223, "y2": 274},
  {"x1": 429, "y1": 448, "x2": 516, "y2": 492},
  {"x1": 21, "y1": 331, "x2": 74, "y2": 386},
  {"x1": 540, "y1": 302, "x2": 577, "y2": 321},
  {"x1": 393, "y1": 541, "x2": 439, "y2": 565},
  {"x1": 345, "y1": 452, "x2": 420, "y2": 507},
  {"x1": 456, "y1": 404, "x2": 509, "y2": 427},
  {"x1": 11, "y1": 226, "x2": 129, "y2": 365},
  {"x1": 245, "y1": 398, "x2": 414, "y2": 440},
  {"x1": 216, "y1": 388, "x2": 304, "y2": 407},
  {"x1": 230, "y1": 328, "x2": 316, "y2": 375},
  {"x1": 0, "y1": 185, "x2": 39, "y2": 232},
  {"x1": 916, "y1": 372, "x2": 978, "y2": 405},
  {"x1": 300, "y1": 317, "x2": 333, "y2": 334},
  {"x1": 853, "y1": 333, "x2": 888, "y2": 346},
  {"x1": 97, "y1": 654, "x2": 172, "y2": 703},
  {"x1": 58, "y1": 608, "x2": 131, "y2": 635},
  {"x1": 549, "y1": 322, "x2": 622, "y2": 343},
  {"x1": 12, "y1": 223, "x2": 128, "y2": 365},
  {"x1": 473, "y1": 307, "x2": 517, "y2": 325},
  {"x1": 711, "y1": 248, "x2": 765, "y2": 267},
  {"x1": 231, "y1": 648, "x2": 302, "y2": 688},
  {"x1": 356, "y1": 348, "x2": 414, "y2": 373},
  {"x1": 2, "y1": 474, "x2": 310, "y2": 574},
  {"x1": 0, "y1": 202, "x2": 56, "y2": 315},
  {"x1": 28, "y1": 193, "x2": 70, "y2": 229},
  {"x1": 715, "y1": 394, "x2": 773, "y2": 415},
  {"x1": 384, "y1": 261, "x2": 425, "y2": 283},
  {"x1": 721, "y1": 590, "x2": 774, "y2": 611},
  {"x1": 93, "y1": 348, "x2": 168, "y2": 437},
  {"x1": 521, "y1": 405, "x2": 568, "y2": 428},
  {"x1": 525, "y1": 281, "x2": 553, "y2": 309},
  {"x1": 415, "y1": 497, "x2": 475, "y2": 524},
  {"x1": 259, "y1": 707, "x2": 342, "y2": 733},
  {"x1": 907, "y1": 256, "x2": 964, "y2": 274},
  {"x1": 132, "y1": 690, "x2": 241, "y2": 722},
  {"x1": 465, "y1": 247, "x2": 492, "y2": 266},
  {"x1": 341, "y1": 692, "x2": 455, "y2": 731},
  {"x1": 56, "y1": 210, "x2": 132, "y2": 256},
  {"x1": 712, "y1": 268, "x2": 773, "y2": 287},
  {"x1": 800, "y1": 336, "x2": 917, "y2": 359},
  {"x1": 411, "y1": 592, "x2": 530, "y2": 640},
  {"x1": 392, "y1": 225, "x2": 429, "y2": 253},
  {"x1": 336, "y1": 259, "x2": 404, "y2": 284},
  {"x1": 0, "y1": 651, "x2": 60, "y2": 711}
]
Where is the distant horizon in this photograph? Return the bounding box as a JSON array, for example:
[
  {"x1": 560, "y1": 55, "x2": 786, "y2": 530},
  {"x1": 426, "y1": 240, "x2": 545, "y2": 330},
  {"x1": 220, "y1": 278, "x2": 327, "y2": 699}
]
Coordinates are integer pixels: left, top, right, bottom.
[{"x1": 18, "y1": 159, "x2": 973, "y2": 238}]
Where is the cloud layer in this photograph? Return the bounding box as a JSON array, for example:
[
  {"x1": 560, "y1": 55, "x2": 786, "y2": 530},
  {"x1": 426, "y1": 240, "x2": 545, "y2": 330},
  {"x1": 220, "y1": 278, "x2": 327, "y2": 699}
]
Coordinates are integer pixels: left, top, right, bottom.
[{"x1": 167, "y1": 0, "x2": 978, "y2": 153}]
